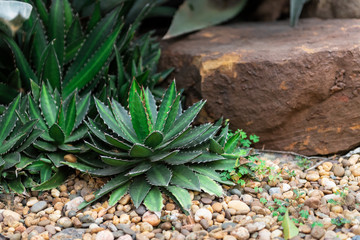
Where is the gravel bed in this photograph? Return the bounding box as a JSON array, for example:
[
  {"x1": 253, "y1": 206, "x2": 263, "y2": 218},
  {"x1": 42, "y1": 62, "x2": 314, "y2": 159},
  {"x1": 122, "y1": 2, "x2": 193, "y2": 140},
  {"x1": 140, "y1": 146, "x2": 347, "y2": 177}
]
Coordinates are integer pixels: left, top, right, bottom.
[{"x1": 2, "y1": 153, "x2": 360, "y2": 240}]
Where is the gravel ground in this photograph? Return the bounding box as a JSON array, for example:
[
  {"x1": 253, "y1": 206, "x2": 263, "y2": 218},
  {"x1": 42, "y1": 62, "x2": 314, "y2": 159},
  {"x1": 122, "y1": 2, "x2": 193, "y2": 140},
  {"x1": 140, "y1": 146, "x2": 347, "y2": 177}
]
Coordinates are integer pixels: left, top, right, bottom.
[{"x1": 2, "y1": 152, "x2": 360, "y2": 240}]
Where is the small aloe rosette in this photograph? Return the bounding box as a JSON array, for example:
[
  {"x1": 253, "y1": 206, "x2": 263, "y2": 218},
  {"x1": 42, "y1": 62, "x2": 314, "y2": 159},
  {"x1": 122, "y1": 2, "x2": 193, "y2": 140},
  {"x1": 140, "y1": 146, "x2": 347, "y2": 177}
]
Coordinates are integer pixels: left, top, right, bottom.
[{"x1": 65, "y1": 80, "x2": 235, "y2": 213}]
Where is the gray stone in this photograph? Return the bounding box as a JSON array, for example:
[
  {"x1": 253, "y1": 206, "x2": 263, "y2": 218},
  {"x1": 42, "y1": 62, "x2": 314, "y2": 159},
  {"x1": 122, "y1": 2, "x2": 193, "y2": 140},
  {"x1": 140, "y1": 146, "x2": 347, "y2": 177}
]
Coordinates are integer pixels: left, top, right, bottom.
[
  {"x1": 199, "y1": 219, "x2": 209, "y2": 229},
  {"x1": 30, "y1": 201, "x2": 47, "y2": 213},
  {"x1": 67, "y1": 210, "x2": 76, "y2": 218},
  {"x1": 112, "y1": 231, "x2": 124, "y2": 238},
  {"x1": 229, "y1": 189, "x2": 242, "y2": 197},
  {"x1": 64, "y1": 196, "x2": 84, "y2": 212},
  {"x1": 79, "y1": 214, "x2": 95, "y2": 223},
  {"x1": 222, "y1": 222, "x2": 237, "y2": 230},
  {"x1": 269, "y1": 187, "x2": 282, "y2": 196},
  {"x1": 57, "y1": 217, "x2": 73, "y2": 228},
  {"x1": 51, "y1": 228, "x2": 86, "y2": 240},
  {"x1": 135, "y1": 205, "x2": 146, "y2": 216},
  {"x1": 311, "y1": 226, "x2": 325, "y2": 239}
]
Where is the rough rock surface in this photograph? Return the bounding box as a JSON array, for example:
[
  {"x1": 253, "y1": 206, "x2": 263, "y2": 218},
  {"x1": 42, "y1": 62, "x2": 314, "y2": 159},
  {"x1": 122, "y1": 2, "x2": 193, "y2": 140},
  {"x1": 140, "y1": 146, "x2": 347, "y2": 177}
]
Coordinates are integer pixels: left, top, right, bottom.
[
  {"x1": 160, "y1": 19, "x2": 360, "y2": 155},
  {"x1": 304, "y1": 0, "x2": 360, "y2": 19}
]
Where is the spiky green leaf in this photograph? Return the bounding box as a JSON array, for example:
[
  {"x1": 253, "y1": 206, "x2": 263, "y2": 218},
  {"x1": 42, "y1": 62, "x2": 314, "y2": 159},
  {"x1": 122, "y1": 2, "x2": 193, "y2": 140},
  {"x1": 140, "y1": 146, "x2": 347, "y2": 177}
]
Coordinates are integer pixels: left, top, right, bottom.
[
  {"x1": 163, "y1": 94, "x2": 181, "y2": 133},
  {"x1": 94, "y1": 98, "x2": 137, "y2": 143},
  {"x1": 144, "y1": 131, "x2": 163, "y2": 148},
  {"x1": 170, "y1": 165, "x2": 200, "y2": 191},
  {"x1": 129, "y1": 81, "x2": 150, "y2": 141},
  {"x1": 85, "y1": 141, "x2": 128, "y2": 158},
  {"x1": 190, "y1": 165, "x2": 235, "y2": 185},
  {"x1": 224, "y1": 131, "x2": 240, "y2": 153},
  {"x1": 78, "y1": 174, "x2": 129, "y2": 210},
  {"x1": 126, "y1": 162, "x2": 152, "y2": 177},
  {"x1": 65, "y1": 125, "x2": 88, "y2": 143},
  {"x1": 40, "y1": 84, "x2": 57, "y2": 127},
  {"x1": 144, "y1": 187, "x2": 163, "y2": 212},
  {"x1": 191, "y1": 152, "x2": 226, "y2": 163},
  {"x1": 210, "y1": 138, "x2": 224, "y2": 154},
  {"x1": 155, "y1": 81, "x2": 176, "y2": 131},
  {"x1": 62, "y1": 23, "x2": 122, "y2": 97},
  {"x1": 164, "y1": 100, "x2": 206, "y2": 141},
  {"x1": 150, "y1": 150, "x2": 179, "y2": 162},
  {"x1": 32, "y1": 168, "x2": 69, "y2": 191},
  {"x1": 3, "y1": 152, "x2": 21, "y2": 170},
  {"x1": 0, "y1": 95, "x2": 20, "y2": 143},
  {"x1": 146, "y1": 164, "x2": 172, "y2": 186},
  {"x1": 129, "y1": 177, "x2": 151, "y2": 208},
  {"x1": 111, "y1": 99, "x2": 135, "y2": 136},
  {"x1": 64, "y1": 93, "x2": 76, "y2": 136},
  {"x1": 64, "y1": 9, "x2": 119, "y2": 85},
  {"x1": 40, "y1": 42, "x2": 61, "y2": 91},
  {"x1": 164, "y1": 151, "x2": 201, "y2": 165},
  {"x1": 109, "y1": 182, "x2": 130, "y2": 206},
  {"x1": 49, "y1": 123, "x2": 65, "y2": 144},
  {"x1": 105, "y1": 133, "x2": 131, "y2": 151},
  {"x1": 1, "y1": 34, "x2": 38, "y2": 86},
  {"x1": 48, "y1": 0, "x2": 64, "y2": 67},
  {"x1": 165, "y1": 185, "x2": 191, "y2": 212},
  {"x1": 143, "y1": 88, "x2": 157, "y2": 126},
  {"x1": 74, "y1": 92, "x2": 90, "y2": 129},
  {"x1": 129, "y1": 144, "x2": 153, "y2": 157},
  {"x1": 8, "y1": 178, "x2": 25, "y2": 195},
  {"x1": 101, "y1": 156, "x2": 139, "y2": 167},
  {"x1": 197, "y1": 174, "x2": 223, "y2": 196},
  {"x1": 33, "y1": 140, "x2": 57, "y2": 152}
]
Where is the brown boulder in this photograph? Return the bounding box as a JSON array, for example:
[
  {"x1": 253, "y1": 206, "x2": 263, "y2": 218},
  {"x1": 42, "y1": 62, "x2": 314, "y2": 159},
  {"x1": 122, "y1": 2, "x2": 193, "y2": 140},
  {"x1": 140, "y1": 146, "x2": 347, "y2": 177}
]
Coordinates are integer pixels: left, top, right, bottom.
[
  {"x1": 160, "y1": 19, "x2": 360, "y2": 155},
  {"x1": 304, "y1": 0, "x2": 360, "y2": 19}
]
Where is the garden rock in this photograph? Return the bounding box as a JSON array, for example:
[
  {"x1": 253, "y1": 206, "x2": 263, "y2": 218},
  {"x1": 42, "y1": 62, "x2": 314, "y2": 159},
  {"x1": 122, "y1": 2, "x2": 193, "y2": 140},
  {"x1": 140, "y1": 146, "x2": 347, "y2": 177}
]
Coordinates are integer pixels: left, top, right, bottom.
[
  {"x1": 160, "y1": 18, "x2": 360, "y2": 155},
  {"x1": 30, "y1": 201, "x2": 47, "y2": 213},
  {"x1": 51, "y1": 228, "x2": 86, "y2": 240}
]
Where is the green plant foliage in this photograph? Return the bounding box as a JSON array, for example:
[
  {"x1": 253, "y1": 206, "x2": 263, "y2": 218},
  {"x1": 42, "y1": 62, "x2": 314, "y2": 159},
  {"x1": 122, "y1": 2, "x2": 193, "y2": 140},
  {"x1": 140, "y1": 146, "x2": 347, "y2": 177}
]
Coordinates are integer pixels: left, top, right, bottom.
[
  {"x1": 164, "y1": 0, "x2": 247, "y2": 39},
  {"x1": 213, "y1": 126, "x2": 259, "y2": 185},
  {"x1": 0, "y1": 94, "x2": 50, "y2": 194},
  {"x1": 0, "y1": 0, "x2": 172, "y2": 105},
  {"x1": 290, "y1": 0, "x2": 310, "y2": 27},
  {"x1": 68, "y1": 80, "x2": 236, "y2": 213},
  {"x1": 19, "y1": 83, "x2": 91, "y2": 187},
  {"x1": 282, "y1": 210, "x2": 299, "y2": 240},
  {"x1": 331, "y1": 217, "x2": 350, "y2": 227},
  {"x1": 0, "y1": 0, "x2": 122, "y2": 101}
]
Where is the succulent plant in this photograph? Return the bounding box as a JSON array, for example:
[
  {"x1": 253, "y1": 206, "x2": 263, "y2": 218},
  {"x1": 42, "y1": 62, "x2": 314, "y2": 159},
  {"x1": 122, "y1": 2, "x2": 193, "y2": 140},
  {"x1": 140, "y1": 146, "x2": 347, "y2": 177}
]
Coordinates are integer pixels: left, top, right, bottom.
[
  {"x1": 64, "y1": 80, "x2": 234, "y2": 213},
  {"x1": 0, "y1": 0, "x2": 124, "y2": 103},
  {"x1": 14, "y1": 81, "x2": 93, "y2": 188},
  {"x1": 0, "y1": 94, "x2": 47, "y2": 194},
  {"x1": 0, "y1": 0, "x2": 172, "y2": 105},
  {"x1": 103, "y1": 32, "x2": 173, "y2": 106}
]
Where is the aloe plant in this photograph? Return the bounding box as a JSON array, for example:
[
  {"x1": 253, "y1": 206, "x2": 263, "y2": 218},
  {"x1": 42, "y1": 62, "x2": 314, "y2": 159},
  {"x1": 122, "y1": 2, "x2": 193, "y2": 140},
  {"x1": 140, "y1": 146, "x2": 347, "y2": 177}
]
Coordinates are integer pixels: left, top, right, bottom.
[
  {"x1": 0, "y1": 94, "x2": 46, "y2": 194},
  {"x1": 19, "y1": 81, "x2": 90, "y2": 160},
  {"x1": 0, "y1": 0, "x2": 172, "y2": 105},
  {"x1": 64, "y1": 80, "x2": 234, "y2": 213},
  {"x1": 0, "y1": 0, "x2": 123, "y2": 102}
]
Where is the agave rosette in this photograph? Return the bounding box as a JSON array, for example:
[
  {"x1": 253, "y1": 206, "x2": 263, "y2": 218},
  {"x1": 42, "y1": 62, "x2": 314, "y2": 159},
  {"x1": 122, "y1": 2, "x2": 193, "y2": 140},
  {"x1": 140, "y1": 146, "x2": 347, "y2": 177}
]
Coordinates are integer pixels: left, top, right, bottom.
[{"x1": 65, "y1": 81, "x2": 234, "y2": 213}]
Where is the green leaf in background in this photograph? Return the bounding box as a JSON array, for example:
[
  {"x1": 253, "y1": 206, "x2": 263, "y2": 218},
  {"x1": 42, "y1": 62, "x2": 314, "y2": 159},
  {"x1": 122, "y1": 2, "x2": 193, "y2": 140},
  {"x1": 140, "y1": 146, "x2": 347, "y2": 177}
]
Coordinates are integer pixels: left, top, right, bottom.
[
  {"x1": 282, "y1": 210, "x2": 299, "y2": 240},
  {"x1": 290, "y1": 0, "x2": 310, "y2": 27},
  {"x1": 164, "y1": 0, "x2": 247, "y2": 39}
]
